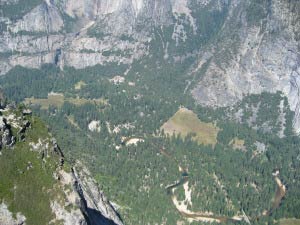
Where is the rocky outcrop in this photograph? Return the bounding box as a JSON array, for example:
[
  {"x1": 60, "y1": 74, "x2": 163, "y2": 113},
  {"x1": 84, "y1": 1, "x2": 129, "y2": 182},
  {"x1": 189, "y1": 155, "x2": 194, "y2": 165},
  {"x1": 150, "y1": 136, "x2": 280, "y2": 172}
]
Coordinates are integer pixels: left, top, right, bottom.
[
  {"x1": 51, "y1": 164, "x2": 123, "y2": 225},
  {"x1": 0, "y1": 116, "x2": 15, "y2": 149},
  {"x1": 0, "y1": 104, "x2": 123, "y2": 225},
  {"x1": 27, "y1": 134, "x2": 123, "y2": 224},
  {"x1": 72, "y1": 165, "x2": 123, "y2": 225},
  {"x1": 0, "y1": 203, "x2": 26, "y2": 225},
  {"x1": 88, "y1": 120, "x2": 101, "y2": 132}
]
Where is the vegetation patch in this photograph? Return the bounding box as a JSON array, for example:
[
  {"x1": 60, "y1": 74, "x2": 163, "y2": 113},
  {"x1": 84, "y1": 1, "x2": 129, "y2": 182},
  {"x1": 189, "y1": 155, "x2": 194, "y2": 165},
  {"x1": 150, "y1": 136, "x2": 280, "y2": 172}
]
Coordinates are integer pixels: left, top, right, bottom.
[
  {"x1": 24, "y1": 93, "x2": 107, "y2": 110},
  {"x1": 161, "y1": 107, "x2": 219, "y2": 146},
  {"x1": 229, "y1": 138, "x2": 246, "y2": 151},
  {"x1": 24, "y1": 93, "x2": 64, "y2": 110},
  {"x1": 74, "y1": 81, "x2": 87, "y2": 90},
  {"x1": 0, "y1": 115, "x2": 61, "y2": 225},
  {"x1": 66, "y1": 115, "x2": 79, "y2": 128},
  {"x1": 67, "y1": 97, "x2": 107, "y2": 106},
  {"x1": 280, "y1": 219, "x2": 300, "y2": 225}
]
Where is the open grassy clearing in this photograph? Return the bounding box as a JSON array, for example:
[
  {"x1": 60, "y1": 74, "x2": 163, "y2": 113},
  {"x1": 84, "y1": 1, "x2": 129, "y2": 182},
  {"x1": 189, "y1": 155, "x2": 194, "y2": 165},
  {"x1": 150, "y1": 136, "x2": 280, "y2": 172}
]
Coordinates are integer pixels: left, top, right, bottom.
[
  {"x1": 280, "y1": 219, "x2": 300, "y2": 225},
  {"x1": 161, "y1": 107, "x2": 219, "y2": 146},
  {"x1": 25, "y1": 94, "x2": 64, "y2": 110},
  {"x1": 66, "y1": 115, "x2": 80, "y2": 128},
  {"x1": 24, "y1": 93, "x2": 107, "y2": 110},
  {"x1": 74, "y1": 81, "x2": 87, "y2": 90},
  {"x1": 229, "y1": 138, "x2": 246, "y2": 151}
]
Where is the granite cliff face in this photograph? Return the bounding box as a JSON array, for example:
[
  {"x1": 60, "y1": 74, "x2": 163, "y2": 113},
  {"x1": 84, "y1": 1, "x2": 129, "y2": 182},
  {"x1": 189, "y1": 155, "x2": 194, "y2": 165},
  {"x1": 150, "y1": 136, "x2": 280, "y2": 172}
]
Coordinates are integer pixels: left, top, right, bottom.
[
  {"x1": 0, "y1": 0, "x2": 169, "y2": 73},
  {"x1": 191, "y1": 0, "x2": 300, "y2": 133},
  {"x1": 52, "y1": 164, "x2": 123, "y2": 225},
  {"x1": 0, "y1": 0, "x2": 219, "y2": 73},
  {"x1": 0, "y1": 0, "x2": 299, "y2": 133}
]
